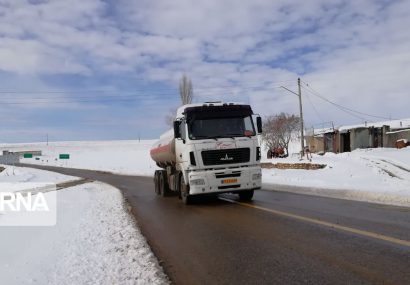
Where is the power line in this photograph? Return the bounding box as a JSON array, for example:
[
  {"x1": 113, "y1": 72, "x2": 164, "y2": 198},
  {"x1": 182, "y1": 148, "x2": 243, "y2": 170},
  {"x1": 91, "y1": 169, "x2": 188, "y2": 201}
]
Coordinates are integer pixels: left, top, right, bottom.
[
  {"x1": 0, "y1": 79, "x2": 296, "y2": 95},
  {"x1": 300, "y1": 80, "x2": 393, "y2": 121},
  {"x1": 0, "y1": 84, "x2": 290, "y2": 105},
  {"x1": 301, "y1": 85, "x2": 368, "y2": 121},
  {"x1": 304, "y1": 90, "x2": 325, "y2": 123}
]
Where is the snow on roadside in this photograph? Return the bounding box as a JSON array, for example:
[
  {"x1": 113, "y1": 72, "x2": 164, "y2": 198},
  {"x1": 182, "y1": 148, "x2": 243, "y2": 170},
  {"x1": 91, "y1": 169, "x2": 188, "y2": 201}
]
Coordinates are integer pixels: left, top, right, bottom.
[
  {"x1": 0, "y1": 164, "x2": 78, "y2": 193},
  {"x1": 2, "y1": 140, "x2": 410, "y2": 206},
  {"x1": 0, "y1": 164, "x2": 77, "y2": 185},
  {"x1": 262, "y1": 148, "x2": 410, "y2": 206},
  {"x1": 5, "y1": 140, "x2": 159, "y2": 176},
  {"x1": 0, "y1": 181, "x2": 168, "y2": 285}
]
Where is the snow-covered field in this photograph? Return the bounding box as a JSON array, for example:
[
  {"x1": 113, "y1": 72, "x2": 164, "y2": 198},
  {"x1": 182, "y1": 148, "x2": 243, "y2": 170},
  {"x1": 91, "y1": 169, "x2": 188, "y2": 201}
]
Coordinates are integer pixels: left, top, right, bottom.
[
  {"x1": 6, "y1": 140, "x2": 158, "y2": 176},
  {"x1": 0, "y1": 165, "x2": 168, "y2": 284},
  {"x1": 262, "y1": 148, "x2": 410, "y2": 206},
  {"x1": 1, "y1": 140, "x2": 410, "y2": 206}
]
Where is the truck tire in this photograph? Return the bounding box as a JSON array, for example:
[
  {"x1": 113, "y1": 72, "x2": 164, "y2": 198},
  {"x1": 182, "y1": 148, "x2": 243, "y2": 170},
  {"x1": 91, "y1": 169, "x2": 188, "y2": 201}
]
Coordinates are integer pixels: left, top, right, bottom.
[
  {"x1": 154, "y1": 171, "x2": 160, "y2": 195},
  {"x1": 239, "y1": 190, "x2": 254, "y2": 201},
  {"x1": 179, "y1": 175, "x2": 191, "y2": 205},
  {"x1": 159, "y1": 170, "x2": 170, "y2": 197}
]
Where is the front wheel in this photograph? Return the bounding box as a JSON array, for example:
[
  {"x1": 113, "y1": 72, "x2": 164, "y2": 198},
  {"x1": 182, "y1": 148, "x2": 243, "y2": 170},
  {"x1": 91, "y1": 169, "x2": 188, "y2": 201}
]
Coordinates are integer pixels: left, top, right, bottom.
[
  {"x1": 239, "y1": 190, "x2": 254, "y2": 201},
  {"x1": 179, "y1": 175, "x2": 191, "y2": 205}
]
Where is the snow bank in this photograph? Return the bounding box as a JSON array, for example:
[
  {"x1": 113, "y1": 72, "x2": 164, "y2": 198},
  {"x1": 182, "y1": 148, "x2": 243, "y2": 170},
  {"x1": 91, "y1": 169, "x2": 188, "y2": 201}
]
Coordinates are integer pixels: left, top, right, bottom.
[
  {"x1": 0, "y1": 164, "x2": 168, "y2": 284},
  {"x1": 0, "y1": 164, "x2": 77, "y2": 185},
  {"x1": 0, "y1": 182, "x2": 168, "y2": 284},
  {"x1": 0, "y1": 164, "x2": 77, "y2": 193}
]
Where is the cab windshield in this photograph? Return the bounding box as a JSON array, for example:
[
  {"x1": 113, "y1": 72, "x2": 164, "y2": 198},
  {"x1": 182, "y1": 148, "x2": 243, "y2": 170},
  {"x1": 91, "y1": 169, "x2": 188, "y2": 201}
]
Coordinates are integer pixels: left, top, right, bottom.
[{"x1": 188, "y1": 116, "x2": 255, "y2": 140}]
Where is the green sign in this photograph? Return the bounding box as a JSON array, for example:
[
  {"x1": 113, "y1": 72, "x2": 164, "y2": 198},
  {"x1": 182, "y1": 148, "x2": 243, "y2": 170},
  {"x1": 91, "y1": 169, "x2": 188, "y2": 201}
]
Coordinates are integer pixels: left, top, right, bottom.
[
  {"x1": 23, "y1": 153, "x2": 33, "y2": 158},
  {"x1": 59, "y1": 154, "x2": 70, "y2": 159}
]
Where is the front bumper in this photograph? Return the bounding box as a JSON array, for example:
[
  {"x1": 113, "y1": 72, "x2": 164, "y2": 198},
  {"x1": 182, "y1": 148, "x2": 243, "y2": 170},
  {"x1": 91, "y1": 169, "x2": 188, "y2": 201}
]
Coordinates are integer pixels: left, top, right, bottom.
[{"x1": 188, "y1": 165, "x2": 262, "y2": 195}]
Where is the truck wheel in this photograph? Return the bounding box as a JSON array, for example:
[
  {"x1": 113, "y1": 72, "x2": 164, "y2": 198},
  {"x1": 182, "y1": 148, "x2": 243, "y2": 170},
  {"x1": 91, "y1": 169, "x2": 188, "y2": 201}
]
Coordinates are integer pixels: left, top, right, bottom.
[
  {"x1": 180, "y1": 175, "x2": 191, "y2": 205},
  {"x1": 159, "y1": 171, "x2": 170, "y2": 197},
  {"x1": 154, "y1": 171, "x2": 160, "y2": 195},
  {"x1": 239, "y1": 190, "x2": 254, "y2": 201}
]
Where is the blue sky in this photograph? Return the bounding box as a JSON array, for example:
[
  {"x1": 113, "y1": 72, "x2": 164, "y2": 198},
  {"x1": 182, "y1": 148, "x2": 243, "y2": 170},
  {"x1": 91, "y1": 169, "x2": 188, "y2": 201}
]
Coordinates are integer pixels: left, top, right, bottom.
[{"x1": 0, "y1": 0, "x2": 409, "y2": 142}]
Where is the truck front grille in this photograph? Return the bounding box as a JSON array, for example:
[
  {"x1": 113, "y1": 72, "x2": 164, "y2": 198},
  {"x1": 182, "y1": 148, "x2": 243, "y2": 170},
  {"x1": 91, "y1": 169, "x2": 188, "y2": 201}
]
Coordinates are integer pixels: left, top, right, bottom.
[
  {"x1": 201, "y1": 148, "x2": 250, "y2": 166},
  {"x1": 215, "y1": 171, "x2": 241, "y2": 179}
]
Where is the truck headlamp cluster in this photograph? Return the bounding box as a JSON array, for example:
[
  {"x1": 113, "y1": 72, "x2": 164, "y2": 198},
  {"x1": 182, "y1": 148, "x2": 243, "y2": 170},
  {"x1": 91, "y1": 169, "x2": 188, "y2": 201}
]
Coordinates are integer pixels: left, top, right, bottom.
[
  {"x1": 252, "y1": 173, "x2": 261, "y2": 180},
  {"x1": 190, "y1": 178, "x2": 205, "y2": 186}
]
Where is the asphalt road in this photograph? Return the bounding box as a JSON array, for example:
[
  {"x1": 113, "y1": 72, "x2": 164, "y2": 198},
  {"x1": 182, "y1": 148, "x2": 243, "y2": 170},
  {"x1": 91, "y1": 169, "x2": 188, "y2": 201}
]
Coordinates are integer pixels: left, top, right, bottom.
[{"x1": 17, "y1": 164, "x2": 410, "y2": 284}]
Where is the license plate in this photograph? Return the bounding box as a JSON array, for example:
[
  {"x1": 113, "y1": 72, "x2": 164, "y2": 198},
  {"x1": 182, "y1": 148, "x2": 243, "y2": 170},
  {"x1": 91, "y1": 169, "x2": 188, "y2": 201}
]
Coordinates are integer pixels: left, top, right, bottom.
[{"x1": 222, "y1": 178, "x2": 237, "y2": 184}]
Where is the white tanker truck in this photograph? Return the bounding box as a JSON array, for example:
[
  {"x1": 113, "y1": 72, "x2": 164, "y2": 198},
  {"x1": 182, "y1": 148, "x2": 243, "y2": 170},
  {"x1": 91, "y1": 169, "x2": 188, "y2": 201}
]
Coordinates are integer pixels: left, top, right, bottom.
[{"x1": 150, "y1": 102, "x2": 262, "y2": 204}]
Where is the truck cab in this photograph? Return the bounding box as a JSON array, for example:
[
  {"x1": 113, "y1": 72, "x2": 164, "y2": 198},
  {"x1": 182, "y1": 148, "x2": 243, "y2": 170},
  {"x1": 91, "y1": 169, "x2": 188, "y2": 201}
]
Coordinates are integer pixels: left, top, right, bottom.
[{"x1": 152, "y1": 102, "x2": 262, "y2": 204}]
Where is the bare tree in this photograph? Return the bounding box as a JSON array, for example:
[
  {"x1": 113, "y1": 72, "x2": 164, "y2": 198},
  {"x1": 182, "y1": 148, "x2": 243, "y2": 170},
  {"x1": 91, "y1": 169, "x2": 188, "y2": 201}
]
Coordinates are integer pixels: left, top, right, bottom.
[
  {"x1": 261, "y1": 113, "x2": 300, "y2": 156},
  {"x1": 165, "y1": 107, "x2": 177, "y2": 127},
  {"x1": 179, "y1": 74, "x2": 193, "y2": 105},
  {"x1": 164, "y1": 75, "x2": 193, "y2": 127}
]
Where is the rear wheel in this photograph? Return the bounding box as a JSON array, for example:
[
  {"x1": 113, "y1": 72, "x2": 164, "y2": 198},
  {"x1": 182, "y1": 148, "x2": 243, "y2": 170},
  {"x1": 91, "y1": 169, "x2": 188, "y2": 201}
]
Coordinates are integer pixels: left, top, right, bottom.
[
  {"x1": 154, "y1": 171, "x2": 160, "y2": 195},
  {"x1": 159, "y1": 171, "x2": 170, "y2": 197},
  {"x1": 179, "y1": 175, "x2": 191, "y2": 205},
  {"x1": 239, "y1": 190, "x2": 254, "y2": 201}
]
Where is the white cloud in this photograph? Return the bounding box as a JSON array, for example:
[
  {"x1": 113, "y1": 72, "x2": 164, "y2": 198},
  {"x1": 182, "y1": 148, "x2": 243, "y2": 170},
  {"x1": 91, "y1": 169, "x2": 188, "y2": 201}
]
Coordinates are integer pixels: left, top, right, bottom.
[{"x1": 0, "y1": 0, "x2": 409, "y2": 137}]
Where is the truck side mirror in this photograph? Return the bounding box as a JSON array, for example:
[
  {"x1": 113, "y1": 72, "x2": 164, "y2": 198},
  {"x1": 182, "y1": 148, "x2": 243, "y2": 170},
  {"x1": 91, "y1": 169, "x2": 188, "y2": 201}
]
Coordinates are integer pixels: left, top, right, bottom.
[
  {"x1": 256, "y1": 116, "x2": 262, "y2": 134},
  {"x1": 174, "y1": 121, "x2": 181, "y2": 138}
]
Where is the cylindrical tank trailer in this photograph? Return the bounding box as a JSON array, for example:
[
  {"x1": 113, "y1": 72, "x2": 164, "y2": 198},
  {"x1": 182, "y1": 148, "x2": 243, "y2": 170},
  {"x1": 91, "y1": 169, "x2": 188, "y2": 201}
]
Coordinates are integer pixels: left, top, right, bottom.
[{"x1": 150, "y1": 129, "x2": 176, "y2": 168}]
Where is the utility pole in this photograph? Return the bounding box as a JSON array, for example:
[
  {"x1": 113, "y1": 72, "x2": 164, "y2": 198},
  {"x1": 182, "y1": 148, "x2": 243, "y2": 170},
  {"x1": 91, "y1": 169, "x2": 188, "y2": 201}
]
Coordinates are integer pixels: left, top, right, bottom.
[
  {"x1": 46, "y1": 134, "x2": 49, "y2": 146},
  {"x1": 298, "y1": 78, "x2": 305, "y2": 157},
  {"x1": 280, "y1": 78, "x2": 305, "y2": 158}
]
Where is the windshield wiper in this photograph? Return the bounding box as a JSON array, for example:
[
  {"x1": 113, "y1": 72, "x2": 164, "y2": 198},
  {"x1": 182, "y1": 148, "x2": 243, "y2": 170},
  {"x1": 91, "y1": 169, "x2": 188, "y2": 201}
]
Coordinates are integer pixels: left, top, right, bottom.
[
  {"x1": 192, "y1": 135, "x2": 219, "y2": 141},
  {"x1": 192, "y1": 135, "x2": 237, "y2": 140},
  {"x1": 226, "y1": 133, "x2": 252, "y2": 139}
]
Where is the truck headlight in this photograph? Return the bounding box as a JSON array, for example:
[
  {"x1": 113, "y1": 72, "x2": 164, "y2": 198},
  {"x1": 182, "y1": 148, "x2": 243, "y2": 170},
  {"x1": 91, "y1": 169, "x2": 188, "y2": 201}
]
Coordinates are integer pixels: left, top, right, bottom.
[
  {"x1": 190, "y1": 178, "x2": 205, "y2": 186},
  {"x1": 252, "y1": 173, "x2": 261, "y2": 180}
]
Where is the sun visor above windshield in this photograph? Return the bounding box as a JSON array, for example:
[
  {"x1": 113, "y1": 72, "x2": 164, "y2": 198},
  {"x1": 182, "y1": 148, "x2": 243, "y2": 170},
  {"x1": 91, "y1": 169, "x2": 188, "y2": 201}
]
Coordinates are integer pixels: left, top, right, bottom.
[{"x1": 184, "y1": 105, "x2": 253, "y2": 121}]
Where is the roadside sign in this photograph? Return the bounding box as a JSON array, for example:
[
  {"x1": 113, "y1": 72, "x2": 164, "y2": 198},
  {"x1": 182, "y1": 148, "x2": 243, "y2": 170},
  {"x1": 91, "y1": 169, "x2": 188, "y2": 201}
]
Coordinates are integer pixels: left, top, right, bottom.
[
  {"x1": 23, "y1": 153, "x2": 33, "y2": 158},
  {"x1": 35, "y1": 157, "x2": 40, "y2": 160},
  {"x1": 59, "y1": 154, "x2": 70, "y2": 159}
]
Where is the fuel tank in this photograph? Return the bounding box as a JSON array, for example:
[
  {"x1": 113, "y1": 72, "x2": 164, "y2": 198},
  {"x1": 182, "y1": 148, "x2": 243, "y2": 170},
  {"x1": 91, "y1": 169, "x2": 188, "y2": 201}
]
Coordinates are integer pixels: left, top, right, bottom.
[{"x1": 150, "y1": 129, "x2": 176, "y2": 167}]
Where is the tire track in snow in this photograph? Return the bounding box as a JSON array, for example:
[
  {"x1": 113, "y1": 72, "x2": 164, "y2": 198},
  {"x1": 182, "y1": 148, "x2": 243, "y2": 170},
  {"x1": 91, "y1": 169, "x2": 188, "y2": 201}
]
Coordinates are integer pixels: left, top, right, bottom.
[
  {"x1": 380, "y1": 159, "x2": 410, "y2": 173},
  {"x1": 362, "y1": 157, "x2": 410, "y2": 181}
]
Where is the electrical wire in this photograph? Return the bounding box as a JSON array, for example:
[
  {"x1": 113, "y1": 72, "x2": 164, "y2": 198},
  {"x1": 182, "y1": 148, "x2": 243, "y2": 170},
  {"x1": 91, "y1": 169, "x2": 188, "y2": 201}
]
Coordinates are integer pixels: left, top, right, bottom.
[
  {"x1": 300, "y1": 80, "x2": 393, "y2": 121},
  {"x1": 0, "y1": 84, "x2": 289, "y2": 105},
  {"x1": 0, "y1": 79, "x2": 296, "y2": 95},
  {"x1": 301, "y1": 85, "x2": 369, "y2": 121},
  {"x1": 304, "y1": 90, "x2": 325, "y2": 123}
]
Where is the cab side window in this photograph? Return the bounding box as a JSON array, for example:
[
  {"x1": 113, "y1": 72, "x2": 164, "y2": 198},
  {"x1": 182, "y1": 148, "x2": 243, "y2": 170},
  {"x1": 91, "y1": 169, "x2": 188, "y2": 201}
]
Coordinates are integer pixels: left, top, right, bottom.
[{"x1": 180, "y1": 121, "x2": 187, "y2": 140}]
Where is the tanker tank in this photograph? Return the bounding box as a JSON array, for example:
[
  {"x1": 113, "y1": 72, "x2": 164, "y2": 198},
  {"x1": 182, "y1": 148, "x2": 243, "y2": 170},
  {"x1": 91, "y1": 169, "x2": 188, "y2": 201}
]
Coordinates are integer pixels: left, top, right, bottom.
[{"x1": 150, "y1": 129, "x2": 176, "y2": 168}]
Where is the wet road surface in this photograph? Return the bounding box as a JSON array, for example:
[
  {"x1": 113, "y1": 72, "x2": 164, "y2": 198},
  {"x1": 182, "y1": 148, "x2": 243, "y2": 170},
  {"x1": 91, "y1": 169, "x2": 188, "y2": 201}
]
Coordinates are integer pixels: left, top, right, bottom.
[{"x1": 17, "y1": 164, "x2": 410, "y2": 284}]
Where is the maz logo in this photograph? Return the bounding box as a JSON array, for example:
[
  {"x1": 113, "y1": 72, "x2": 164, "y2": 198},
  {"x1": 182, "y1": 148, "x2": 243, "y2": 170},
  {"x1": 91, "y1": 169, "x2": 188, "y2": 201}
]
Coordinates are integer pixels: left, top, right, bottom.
[
  {"x1": 216, "y1": 142, "x2": 234, "y2": 149},
  {"x1": 220, "y1": 154, "x2": 234, "y2": 161}
]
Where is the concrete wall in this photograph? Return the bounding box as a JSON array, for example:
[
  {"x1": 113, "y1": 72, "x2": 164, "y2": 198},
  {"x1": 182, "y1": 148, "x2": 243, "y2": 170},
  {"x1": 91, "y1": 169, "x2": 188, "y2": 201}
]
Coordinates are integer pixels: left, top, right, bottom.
[
  {"x1": 386, "y1": 129, "x2": 410, "y2": 147},
  {"x1": 351, "y1": 128, "x2": 370, "y2": 149},
  {"x1": 324, "y1": 134, "x2": 332, "y2": 152},
  {"x1": 306, "y1": 136, "x2": 324, "y2": 153},
  {"x1": 311, "y1": 125, "x2": 407, "y2": 153}
]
